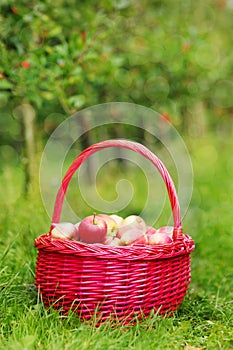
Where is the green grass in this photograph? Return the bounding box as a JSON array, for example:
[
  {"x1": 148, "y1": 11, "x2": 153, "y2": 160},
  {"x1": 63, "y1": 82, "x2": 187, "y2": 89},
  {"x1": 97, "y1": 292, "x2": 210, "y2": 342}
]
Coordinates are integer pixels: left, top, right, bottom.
[{"x1": 0, "y1": 133, "x2": 233, "y2": 349}]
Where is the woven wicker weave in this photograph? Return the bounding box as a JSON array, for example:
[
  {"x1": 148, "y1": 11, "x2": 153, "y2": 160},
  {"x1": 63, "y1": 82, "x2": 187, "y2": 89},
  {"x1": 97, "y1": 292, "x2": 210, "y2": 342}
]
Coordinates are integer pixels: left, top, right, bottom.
[{"x1": 35, "y1": 139, "x2": 195, "y2": 323}]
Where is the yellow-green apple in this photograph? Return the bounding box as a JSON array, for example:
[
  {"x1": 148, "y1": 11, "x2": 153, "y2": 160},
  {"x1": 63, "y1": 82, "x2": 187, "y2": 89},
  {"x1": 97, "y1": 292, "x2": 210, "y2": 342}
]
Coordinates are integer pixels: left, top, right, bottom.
[
  {"x1": 51, "y1": 222, "x2": 79, "y2": 240},
  {"x1": 157, "y1": 226, "x2": 174, "y2": 238},
  {"x1": 109, "y1": 214, "x2": 123, "y2": 226},
  {"x1": 119, "y1": 228, "x2": 148, "y2": 246},
  {"x1": 118, "y1": 215, "x2": 147, "y2": 236},
  {"x1": 104, "y1": 236, "x2": 121, "y2": 246},
  {"x1": 149, "y1": 232, "x2": 172, "y2": 245},
  {"x1": 78, "y1": 214, "x2": 107, "y2": 244},
  {"x1": 98, "y1": 214, "x2": 118, "y2": 237},
  {"x1": 103, "y1": 236, "x2": 113, "y2": 245},
  {"x1": 110, "y1": 237, "x2": 121, "y2": 246}
]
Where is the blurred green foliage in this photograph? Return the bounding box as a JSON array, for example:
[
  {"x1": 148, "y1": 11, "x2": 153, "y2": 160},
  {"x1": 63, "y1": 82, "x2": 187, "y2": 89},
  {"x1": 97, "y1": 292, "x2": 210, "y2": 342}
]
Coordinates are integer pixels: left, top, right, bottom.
[{"x1": 0, "y1": 0, "x2": 232, "y2": 150}]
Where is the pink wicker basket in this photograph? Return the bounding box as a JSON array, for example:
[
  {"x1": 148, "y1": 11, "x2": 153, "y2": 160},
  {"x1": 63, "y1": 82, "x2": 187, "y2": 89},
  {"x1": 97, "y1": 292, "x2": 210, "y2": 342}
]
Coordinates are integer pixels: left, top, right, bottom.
[{"x1": 35, "y1": 139, "x2": 195, "y2": 323}]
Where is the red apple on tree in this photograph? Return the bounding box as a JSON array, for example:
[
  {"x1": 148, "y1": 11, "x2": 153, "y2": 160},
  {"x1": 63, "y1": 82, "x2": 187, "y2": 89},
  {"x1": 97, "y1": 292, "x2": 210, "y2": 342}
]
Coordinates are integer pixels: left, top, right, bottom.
[
  {"x1": 78, "y1": 214, "x2": 107, "y2": 244},
  {"x1": 21, "y1": 60, "x2": 30, "y2": 69}
]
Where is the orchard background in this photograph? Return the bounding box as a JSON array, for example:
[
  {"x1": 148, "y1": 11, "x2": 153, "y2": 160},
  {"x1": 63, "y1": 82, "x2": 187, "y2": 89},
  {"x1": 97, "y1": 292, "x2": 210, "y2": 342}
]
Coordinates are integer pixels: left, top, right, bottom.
[
  {"x1": 0, "y1": 0, "x2": 232, "y2": 190},
  {"x1": 0, "y1": 1, "x2": 233, "y2": 349}
]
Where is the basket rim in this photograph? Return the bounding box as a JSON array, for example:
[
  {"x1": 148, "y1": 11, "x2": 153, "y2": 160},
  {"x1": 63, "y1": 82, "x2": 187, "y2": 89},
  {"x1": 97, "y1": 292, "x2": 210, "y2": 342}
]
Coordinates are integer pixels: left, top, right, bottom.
[{"x1": 35, "y1": 233, "x2": 195, "y2": 261}]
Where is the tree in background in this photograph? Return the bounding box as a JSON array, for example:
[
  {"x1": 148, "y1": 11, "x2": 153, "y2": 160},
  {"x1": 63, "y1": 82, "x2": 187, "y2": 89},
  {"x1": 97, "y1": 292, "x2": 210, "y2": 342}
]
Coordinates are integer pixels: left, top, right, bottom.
[{"x1": 0, "y1": 0, "x2": 232, "y2": 192}]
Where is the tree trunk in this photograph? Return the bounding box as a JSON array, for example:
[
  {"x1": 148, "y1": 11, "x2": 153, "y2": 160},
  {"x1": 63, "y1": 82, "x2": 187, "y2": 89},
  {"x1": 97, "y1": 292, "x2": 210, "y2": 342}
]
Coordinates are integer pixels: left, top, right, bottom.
[{"x1": 16, "y1": 103, "x2": 37, "y2": 195}]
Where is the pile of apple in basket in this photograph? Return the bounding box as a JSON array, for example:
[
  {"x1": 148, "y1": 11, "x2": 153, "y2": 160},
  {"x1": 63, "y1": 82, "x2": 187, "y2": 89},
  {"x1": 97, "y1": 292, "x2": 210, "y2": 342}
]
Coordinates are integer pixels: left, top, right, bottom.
[{"x1": 51, "y1": 213, "x2": 173, "y2": 246}]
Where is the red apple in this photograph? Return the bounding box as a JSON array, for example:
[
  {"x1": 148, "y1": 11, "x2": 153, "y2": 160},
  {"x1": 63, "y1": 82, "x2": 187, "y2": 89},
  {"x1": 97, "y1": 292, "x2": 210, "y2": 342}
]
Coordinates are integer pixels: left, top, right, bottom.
[
  {"x1": 130, "y1": 234, "x2": 148, "y2": 246},
  {"x1": 21, "y1": 60, "x2": 30, "y2": 69},
  {"x1": 157, "y1": 226, "x2": 174, "y2": 238},
  {"x1": 118, "y1": 215, "x2": 147, "y2": 236},
  {"x1": 78, "y1": 214, "x2": 107, "y2": 244},
  {"x1": 146, "y1": 226, "x2": 157, "y2": 239},
  {"x1": 119, "y1": 228, "x2": 148, "y2": 246},
  {"x1": 149, "y1": 232, "x2": 172, "y2": 245},
  {"x1": 98, "y1": 214, "x2": 118, "y2": 237},
  {"x1": 51, "y1": 222, "x2": 79, "y2": 240}
]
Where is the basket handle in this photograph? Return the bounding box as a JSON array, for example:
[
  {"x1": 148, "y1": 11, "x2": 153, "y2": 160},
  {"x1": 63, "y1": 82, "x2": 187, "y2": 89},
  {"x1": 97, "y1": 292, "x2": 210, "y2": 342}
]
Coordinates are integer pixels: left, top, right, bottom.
[{"x1": 50, "y1": 139, "x2": 183, "y2": 240}]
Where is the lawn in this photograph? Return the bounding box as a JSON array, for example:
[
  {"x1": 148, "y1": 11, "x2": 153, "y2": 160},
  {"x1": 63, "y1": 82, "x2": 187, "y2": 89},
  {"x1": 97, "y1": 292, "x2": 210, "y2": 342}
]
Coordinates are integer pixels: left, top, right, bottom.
[{"x1": 0, "y1": 132, "x2": 232, "y2": 349}]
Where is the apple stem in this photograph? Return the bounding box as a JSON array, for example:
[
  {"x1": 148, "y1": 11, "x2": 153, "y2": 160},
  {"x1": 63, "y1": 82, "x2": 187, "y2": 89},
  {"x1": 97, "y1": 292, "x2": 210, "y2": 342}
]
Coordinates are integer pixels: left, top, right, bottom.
[{"x1": 93, "y1": 212, "x2": 96, "y2": 225}]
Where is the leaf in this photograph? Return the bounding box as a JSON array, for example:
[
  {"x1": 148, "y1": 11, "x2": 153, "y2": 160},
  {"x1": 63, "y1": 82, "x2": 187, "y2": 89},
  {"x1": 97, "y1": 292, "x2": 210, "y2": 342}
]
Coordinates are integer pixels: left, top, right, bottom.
[
  {"x1": 0, "y1": 80, "x2": 13, "y2": 90},
  {"x1": 40, "y1": 91, "x2": 54, "y2": 100},
  {"x1": 68, "y1": 94, "x2": 86, "y2": 109},
  {"x1": 0, "y1": 92, "x2": 10, "y2": 105}
]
